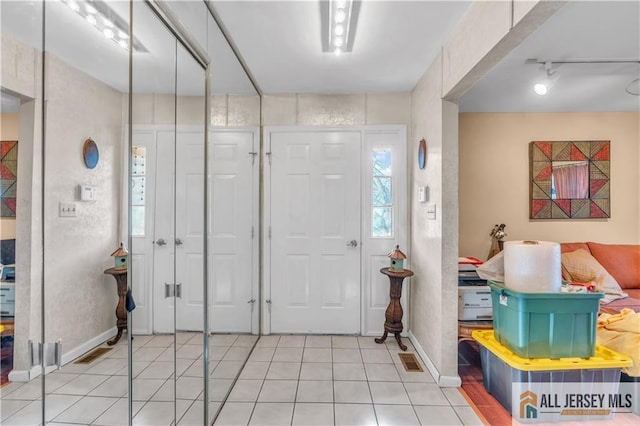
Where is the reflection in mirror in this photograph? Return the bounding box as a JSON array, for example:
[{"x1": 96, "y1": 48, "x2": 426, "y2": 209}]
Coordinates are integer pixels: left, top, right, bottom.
[
  {"x1": 0, "y1": 1, "x2": 44, "y2": 423},
  {"x1": 530, "y1": 140, "x2": 611, "y2": 219},
  {"x1": 41, "y1": 0, "x2": 130, "y2": 424},
  {"x1": 130, "y1": 1, "x2": 179, "y2": 423},
  {"x1": 551, "y1": 161, "x2": 589, "y2": 199},
  {"x1": 204, "y1": 7, "x2": 261, "y2": 424},
  {"x1": 173, "y1": 42, "x2": 207, "y2": 422}
]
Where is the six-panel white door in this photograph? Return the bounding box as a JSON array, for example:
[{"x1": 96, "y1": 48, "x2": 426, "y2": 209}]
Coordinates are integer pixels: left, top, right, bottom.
[
  {"x1": 175, "y1": 129, "x2": 206, "y2": 331},
  {"x1": 131, "y1": 126, "x2": 257, "y2": 334},
  {"x1": 208, "y1": 130, "x2": 257, "y2": 333},
  {"x1": 268, "y1": 131, "x2": 362, "y2": 334}
]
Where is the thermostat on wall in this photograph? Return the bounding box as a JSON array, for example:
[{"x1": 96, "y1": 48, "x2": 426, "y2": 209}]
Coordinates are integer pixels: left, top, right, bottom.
[{"x1": 79, "y1": 184, "x2": 96, "y2": 201}]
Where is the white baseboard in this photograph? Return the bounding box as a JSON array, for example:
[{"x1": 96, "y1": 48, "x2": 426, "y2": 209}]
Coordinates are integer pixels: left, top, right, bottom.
[
  {"x1": 8, "y1": 367, "x2": 34, "y2": 383},
  {"x1": 7, "y1": 327, "x2": 117, "y2": 383},
  {"x1": 61, "y1": 327, "x2": 117, "y2": 366},
  {"x1": 408, "y1": 330, "x2": 462, "y2": 388}
]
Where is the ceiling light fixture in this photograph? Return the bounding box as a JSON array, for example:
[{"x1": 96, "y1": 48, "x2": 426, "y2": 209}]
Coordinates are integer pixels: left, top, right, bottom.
[
  {"x1": 321, "y1": 0, "x2": 361, "y2": 55},
  {"x1": 60, "y1": 0, "x2": 147, "y2": 52}
]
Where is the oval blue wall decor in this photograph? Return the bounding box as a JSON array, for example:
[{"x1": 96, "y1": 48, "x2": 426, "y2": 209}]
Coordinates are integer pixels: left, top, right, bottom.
[
  {"x1": 83, "y1": 138, "x2": 99, "y2": 169},
  {"x1": 418, "y1": 138, "x2": 427, "y2": 169}
]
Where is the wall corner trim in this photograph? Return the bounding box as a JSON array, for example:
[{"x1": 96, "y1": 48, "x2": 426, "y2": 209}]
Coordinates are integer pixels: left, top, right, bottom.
[
  {"x1": 7, "y1": 368, "x2": 33, "y2": 383},
  {"x1": 408, "y1": 330, "x2": 461, "y2": 388}
]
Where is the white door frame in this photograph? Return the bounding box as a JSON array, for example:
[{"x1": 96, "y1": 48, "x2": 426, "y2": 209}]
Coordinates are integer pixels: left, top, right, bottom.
[{"x1": 262, "y1": 125, "x2": 408, "y2": 336}]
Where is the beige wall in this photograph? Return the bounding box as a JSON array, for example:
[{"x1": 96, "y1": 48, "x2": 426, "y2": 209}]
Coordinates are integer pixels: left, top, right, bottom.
[
  {"x1": 128, "y1": 94, "x2": 260, "y2": 127},
  {"x1": 3, "y1": 30, "x2": 123, "y2": 373},
  {"x1": 409, "y1": 0, "x2": 561, "y2": 385},
  {"x1": 262, "y1": 93, "x2": 411, "y2": 126},
  {"x1": 459, "y1": 112, "x2": 640, "y2": 259},
  {"x1": 1, "y1": 113, "x2": 19, "y2": 240},
  {"x1": 43, "y1": 53, "x2": 123, "y2": 354}
]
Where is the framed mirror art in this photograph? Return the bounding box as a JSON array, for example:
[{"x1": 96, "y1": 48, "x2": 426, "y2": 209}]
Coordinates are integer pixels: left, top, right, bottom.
[{"x1": 529, "y1": 140, "x2": 610, "y2": 219}]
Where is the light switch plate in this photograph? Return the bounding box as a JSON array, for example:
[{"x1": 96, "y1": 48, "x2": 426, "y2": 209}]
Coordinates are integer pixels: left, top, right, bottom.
[
  {"x1": 59, "y1": 202, "x2": 77, "y2": 217},
  {"x1": 427, "y1": 203, "x2": 436, "y2": 220}
]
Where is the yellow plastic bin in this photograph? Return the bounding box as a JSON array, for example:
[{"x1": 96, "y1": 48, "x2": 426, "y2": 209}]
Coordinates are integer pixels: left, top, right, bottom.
[{"x1": 473, "y1": 330, "x2": 633, "y2": 423}]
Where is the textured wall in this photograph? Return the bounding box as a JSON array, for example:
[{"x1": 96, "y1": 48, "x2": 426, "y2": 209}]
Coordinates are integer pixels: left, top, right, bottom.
[
  {"x1": 410, "y1": 54, "x2": 446, "y2": 373},
  {"x1": 42, "y1": 53, "x2": 123, "y2": 354},
  {"x1": 1, "y1": 32, "x2": 44, "y2": 373},
  {"x1": 262, "y1": 93, "x2": 411, "y2": 126},
  {"x1": 459, "y1": 112, "x2": 640, "y2": 259},
  {"x1": 409, "y1": 0, "x2": 561, "y2": 385},
  {"x1": 128, "y1": 94, "x2": 259, "y2": 127}
]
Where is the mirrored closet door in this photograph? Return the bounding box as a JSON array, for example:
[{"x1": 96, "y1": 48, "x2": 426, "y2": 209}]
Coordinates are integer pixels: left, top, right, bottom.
[
  {"x1": 1, "y1": 1, "x2": 261, "y2": 424},
  {"x1": 41, "y1": 0, "x2": 131, "y2": 424},
  {"x1": 0, "y1": 1, "x2": 44, "y2": 424}
]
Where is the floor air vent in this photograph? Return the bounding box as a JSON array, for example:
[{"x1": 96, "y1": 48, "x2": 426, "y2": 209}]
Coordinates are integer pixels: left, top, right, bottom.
[
  {"x1": 398, "y1": 353, "x2": 424, "y2": 372},
  {"x1": 74, "y1": 347, "x2": 112, "y2": 364}
]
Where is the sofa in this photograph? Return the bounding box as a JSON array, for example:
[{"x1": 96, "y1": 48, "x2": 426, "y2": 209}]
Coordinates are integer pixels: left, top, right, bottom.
[
  {"x1": 560, "y1": 242, "x2": 640, "y2": 378},
  {"x1": 560, "y1": 242, "x2": 640, "y2": 306}
]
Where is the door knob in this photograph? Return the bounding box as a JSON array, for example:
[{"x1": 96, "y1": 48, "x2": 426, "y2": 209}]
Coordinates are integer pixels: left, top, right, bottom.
[
  {"x1": 154, "y1": 238, "x2": 167, "y2": 246},
  {"x1": 346, "y1": 240, "x2": 358, "y2": 247},
  {"x1": 175, "y1": 238, "x2": 183, "y2": 246}
]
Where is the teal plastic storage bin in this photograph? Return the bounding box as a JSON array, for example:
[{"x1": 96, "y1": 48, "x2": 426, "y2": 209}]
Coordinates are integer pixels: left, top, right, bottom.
[{"x1": 488, "y1": 281, "x2": 603, "y2": 358}]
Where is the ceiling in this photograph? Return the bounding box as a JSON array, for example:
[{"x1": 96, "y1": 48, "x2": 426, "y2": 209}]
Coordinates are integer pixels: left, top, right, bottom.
[
  {"x1": 1, "y1": 1, "x2": 638, "y2": 113},
  {"x1": 0, "y1": 0, "x2": 255, "y2": 97},
  {"x1": 211, "y1": 0, "x2": 639, "y2": 112},
  {"x1": 459, "y1": 0, "x2": 640, "y2": 112},
  {"x1": 210, "y1": 0, "x2": 472, "y2": 93}
]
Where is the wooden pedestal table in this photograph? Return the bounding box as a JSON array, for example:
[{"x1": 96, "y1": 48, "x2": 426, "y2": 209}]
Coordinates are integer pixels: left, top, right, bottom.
[
  {"x1": 375, "y1": 267, "x2": 414, "y2": 351},
  {"x1": 104, "y1": 267, "x2": 128, "y2": 346}
]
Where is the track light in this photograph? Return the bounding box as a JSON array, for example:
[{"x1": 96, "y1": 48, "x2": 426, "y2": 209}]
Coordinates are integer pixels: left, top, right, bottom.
[
  {"x1": 529, "y1": 58, "x2": 640, "y2": 97},
  {"x1": 533, "y1": 62, "x2": 558, "y2": 96}
]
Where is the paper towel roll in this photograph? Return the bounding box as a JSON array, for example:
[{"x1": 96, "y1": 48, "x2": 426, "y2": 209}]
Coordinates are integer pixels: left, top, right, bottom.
[{"x1": 504, "y1": 240, "x2": 561, "y2": 293}]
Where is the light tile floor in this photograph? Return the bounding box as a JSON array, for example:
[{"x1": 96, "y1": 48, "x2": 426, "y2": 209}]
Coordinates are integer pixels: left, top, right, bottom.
[
  {"x1": 1, "y1": 333, "x2": 254, "y2": 425},
  {"x1": 213, "y1": 335, "x2": 481, "y2": 426},
  {"x1": 1, "y1": 334, "x2": 482, "y2": 425}
]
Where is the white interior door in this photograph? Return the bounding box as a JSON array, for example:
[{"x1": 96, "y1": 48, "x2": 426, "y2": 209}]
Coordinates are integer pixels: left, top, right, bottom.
[
  {"x1": 175, "y1": 129, "x2": 205, "y2": 331},
  {"x1": 268, "y1": 130, "x2": 362, "y2": 334},
  {"x1": 209, "y1": 129, "x2": 257, "y2": 333},
  {"x1": 130, "y1": 125, "x2": 258, "y2": 334},
  {"x1": 152, "y1": 129, "x2": 177, "y2": 334}
]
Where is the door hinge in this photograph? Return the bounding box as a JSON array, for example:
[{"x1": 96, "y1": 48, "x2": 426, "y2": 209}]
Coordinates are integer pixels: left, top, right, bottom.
[
  {"x1": 268, "y1": 226, "x2": 271, "y2": 239},
  {"x1": 249, "y1": 151, "x2": 258, "y2": 165},
  {"x1": 251, "y1": 226, "x2": 255, "y2": 239}
]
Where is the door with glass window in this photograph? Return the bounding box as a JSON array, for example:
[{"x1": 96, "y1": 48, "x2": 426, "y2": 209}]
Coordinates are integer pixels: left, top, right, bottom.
[{"x1": 265, "y1": 127, "x2": 407, "y2": 336}]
